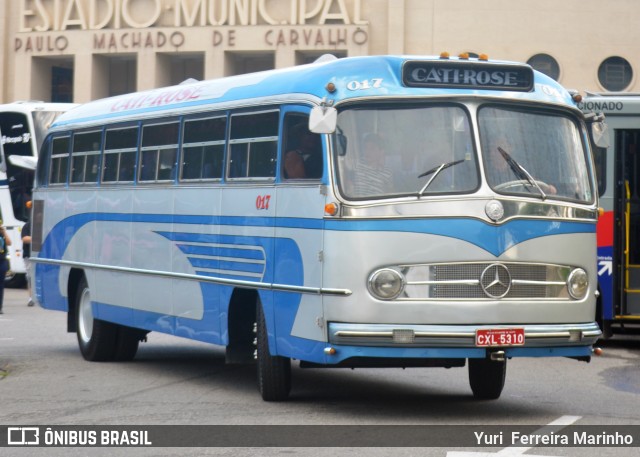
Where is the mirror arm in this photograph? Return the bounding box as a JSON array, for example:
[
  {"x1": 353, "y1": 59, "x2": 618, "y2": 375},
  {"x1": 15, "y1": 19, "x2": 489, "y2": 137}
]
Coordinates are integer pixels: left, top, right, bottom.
[{"x1": 319, "y1": 97, "x2": 334, "y2": 112}]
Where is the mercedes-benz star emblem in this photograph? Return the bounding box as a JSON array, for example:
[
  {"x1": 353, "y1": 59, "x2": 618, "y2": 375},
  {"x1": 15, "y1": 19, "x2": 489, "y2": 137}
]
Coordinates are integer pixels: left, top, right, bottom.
[
  {"x1": 485, "y1": 200, "x2": 504, "y2": 222},
  {"x1": 480, "y1": 264, "x2": 512, "y2": 299}
]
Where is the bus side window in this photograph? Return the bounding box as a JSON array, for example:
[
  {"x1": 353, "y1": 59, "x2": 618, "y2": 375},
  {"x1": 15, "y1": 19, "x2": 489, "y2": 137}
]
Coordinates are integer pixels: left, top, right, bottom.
[
  {"x1": 71, "y1": 130, "x2": 102, "y2": 184},
  {"x1": 102, "y1": 152, "x2": 118, "y2": 182},
  {"x1": 228, "y1": 111, "x2": 278, "y2": 179},
  {"x1": 140, "y1": 122, "x2": 179, "y2": 182},
  {"x1": 119, "y1": 151, "x2": 136, "y2": 182},
  {"x1": 104, "y1": 126, "x2": 138, "y2": 184},
  {"x1": 49, "y1": 136, "x2": 70, "y2": 185},
  {"x1": 181, "y1": 116, "x2": 226, "y2": 181}
]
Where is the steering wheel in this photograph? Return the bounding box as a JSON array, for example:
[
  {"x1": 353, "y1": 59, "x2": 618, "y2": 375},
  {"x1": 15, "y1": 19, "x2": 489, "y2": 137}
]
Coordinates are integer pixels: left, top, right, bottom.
[{"x1": 494, "y1": 179, "x2": 550, "y2": 191}]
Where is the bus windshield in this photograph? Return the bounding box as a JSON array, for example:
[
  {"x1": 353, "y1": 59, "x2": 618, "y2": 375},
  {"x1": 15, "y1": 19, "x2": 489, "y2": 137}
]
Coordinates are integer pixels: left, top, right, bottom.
[
  {"x1": 333, "y1": 104, "x2": 479, "y2": 200},
  {"x1": 479, "y1": 106, "x2": 593, "y2": 203},
  {"x1": 333, "y1": 103, "x2": 593, "y2": 204}
]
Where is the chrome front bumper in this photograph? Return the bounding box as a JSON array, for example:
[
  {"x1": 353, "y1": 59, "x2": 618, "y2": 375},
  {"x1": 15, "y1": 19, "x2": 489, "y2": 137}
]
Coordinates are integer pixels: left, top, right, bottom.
[{"x1": 329, "y1": 322, "x2": 602, "y2": 348}]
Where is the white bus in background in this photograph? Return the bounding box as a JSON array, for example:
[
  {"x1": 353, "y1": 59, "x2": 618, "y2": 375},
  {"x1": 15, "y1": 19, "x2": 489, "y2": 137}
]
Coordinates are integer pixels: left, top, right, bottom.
[{"x1": 0, "y1": 101, "x2": 77, "y2": 286}]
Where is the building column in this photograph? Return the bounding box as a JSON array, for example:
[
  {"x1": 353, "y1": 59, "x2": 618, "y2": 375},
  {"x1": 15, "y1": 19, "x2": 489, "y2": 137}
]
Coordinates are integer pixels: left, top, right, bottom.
[
  {"x1": 137, "y1": 52, "x2": 157, "y2": 92},
  {"x1": 275, "y1": 47, "x2": 295, "y2": 70},
  {"x1": 205, "y1": 48, "x2": 226, "y2": 79},
  {"x1": 74, "y1": 53, "x2": 93, "y2": 103},
  {"x1": 387, "y1": 0, "x2": 405, "y2": 54}
]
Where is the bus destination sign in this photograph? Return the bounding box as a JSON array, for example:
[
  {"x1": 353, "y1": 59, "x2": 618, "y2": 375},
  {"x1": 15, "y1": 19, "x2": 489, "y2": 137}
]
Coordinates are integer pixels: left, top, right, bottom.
[{"x1": 403, "y1": 60, "x2": 534, "y2": 92}]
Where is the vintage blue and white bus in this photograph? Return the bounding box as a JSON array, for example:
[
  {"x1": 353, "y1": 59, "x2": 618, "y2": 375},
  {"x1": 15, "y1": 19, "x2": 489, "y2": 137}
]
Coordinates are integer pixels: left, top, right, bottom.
[
  {"x1": 580, "y1": 93, "x2": 640, "y2": 337},
  {"x1": 32, "y1": 54, "x2": 603, "y2": 401},
  {"x1": 0, "y1": 101, "x2": 76, "y2": 287}
]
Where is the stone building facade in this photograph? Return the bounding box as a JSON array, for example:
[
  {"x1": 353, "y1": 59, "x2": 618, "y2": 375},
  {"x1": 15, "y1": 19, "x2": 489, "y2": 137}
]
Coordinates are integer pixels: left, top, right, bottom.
[{"x1": 1, "y1": 0, "x2": 639, "y2": 103}]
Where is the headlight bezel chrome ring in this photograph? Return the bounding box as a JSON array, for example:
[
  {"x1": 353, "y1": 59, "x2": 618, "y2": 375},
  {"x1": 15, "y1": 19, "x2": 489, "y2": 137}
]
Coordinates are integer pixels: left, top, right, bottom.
[
  {"x1": 567, "y1": 268, "x2": 589, "y2": 300},
  {"x1": 367, "y1": 268, "x2": 406, "y2": 300}
]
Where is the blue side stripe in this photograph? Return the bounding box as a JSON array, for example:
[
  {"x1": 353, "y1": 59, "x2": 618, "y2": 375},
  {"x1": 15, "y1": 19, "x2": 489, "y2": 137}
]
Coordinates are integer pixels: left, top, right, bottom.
[{"x1": 40, "y1": 212, "x2": 595, "y2": 261}]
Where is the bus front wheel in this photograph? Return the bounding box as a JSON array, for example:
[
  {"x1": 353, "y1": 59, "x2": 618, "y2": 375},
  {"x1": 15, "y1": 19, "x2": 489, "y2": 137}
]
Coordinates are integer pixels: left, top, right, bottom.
[
  {"x1": 256, "y1": 301, "x2": 291, "y2": 401},
  {"x1": 468, "y1": 357, "x2": 506, "y2": 400}
]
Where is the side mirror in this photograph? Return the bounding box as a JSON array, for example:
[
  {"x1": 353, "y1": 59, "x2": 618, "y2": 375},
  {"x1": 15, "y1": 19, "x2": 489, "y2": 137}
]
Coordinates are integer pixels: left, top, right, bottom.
[
  {"x1": 8, "y1": 155, "x2": 37, "y2": 170},
  {"x1": 591, "y1": 121, "x2": 609, "y2": 149},
  {"x1": 309, "y1": 105, "x2": 337, "y2": 134}
]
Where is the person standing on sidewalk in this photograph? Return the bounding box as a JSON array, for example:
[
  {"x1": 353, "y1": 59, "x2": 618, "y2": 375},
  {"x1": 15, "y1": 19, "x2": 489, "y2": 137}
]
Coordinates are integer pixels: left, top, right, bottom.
[{"x1": 0, "y1": 221, "x2": 13, "y2": 314}]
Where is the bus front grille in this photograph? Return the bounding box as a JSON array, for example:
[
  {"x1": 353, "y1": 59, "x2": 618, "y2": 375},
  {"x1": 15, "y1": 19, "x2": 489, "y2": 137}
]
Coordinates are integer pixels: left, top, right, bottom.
[{"x1": 399, "y1": 262, "x2": 571, "y2": 300}]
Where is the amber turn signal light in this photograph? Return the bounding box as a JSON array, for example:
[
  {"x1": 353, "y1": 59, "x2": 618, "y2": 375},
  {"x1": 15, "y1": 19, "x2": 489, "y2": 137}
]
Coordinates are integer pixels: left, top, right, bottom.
[{"x1": 324, "y1": 202, "x2": 338, "y2": 216}]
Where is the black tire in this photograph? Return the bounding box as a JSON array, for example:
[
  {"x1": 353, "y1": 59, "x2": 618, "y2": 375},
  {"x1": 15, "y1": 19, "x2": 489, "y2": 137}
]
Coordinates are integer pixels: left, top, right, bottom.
[
  {"x1": 256, "y1": 300, "x2": 291, "y2": 401},
  {"x1": 468, "y1": 357, "x2": 506, "y2": 400},
  {"x1": 113, "y1": 326, "x2": 145, "y2": 361},
  {"x1": 5, "y1": 272, "x2": 26, "y2": 288},
  {"x1": 75, "y1": 276, "x2": 117, "y2": 361}
]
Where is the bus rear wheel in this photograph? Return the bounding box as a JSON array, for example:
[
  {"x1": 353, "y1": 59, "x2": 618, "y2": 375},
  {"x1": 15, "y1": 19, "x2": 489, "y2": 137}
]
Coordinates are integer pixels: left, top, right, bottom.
[
  {"x1": 75, "y1": 276, "x2": 143, "y2": 362},
  {"x1": 256, "y1": 300, "x2": 291, "y2": 401},
  {"x1": 468, "y1": 357, "x2": 506, "y2": 400},
  {"x1": 76, "y1": 276, "x2": 118, "y2": 361}
]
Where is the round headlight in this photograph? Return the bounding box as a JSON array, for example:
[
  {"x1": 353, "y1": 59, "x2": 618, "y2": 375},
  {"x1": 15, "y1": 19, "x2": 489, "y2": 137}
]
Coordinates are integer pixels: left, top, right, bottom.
[
  {"x1": 368, "y1": 268, "x2": 405, "y2": 300},
  {"x1": 567, "y1": 268, "x2": 589, "y2": 300}
]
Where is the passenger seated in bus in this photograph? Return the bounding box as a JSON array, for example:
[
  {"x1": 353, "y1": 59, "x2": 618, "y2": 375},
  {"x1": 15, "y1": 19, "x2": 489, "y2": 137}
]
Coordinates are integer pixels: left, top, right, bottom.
[
  {"x1": 284, "y1": 123, "x2": 322, "y2": 179},
  {"x1": 283, "y1": 149, "x2": 306, "y2": 179}
]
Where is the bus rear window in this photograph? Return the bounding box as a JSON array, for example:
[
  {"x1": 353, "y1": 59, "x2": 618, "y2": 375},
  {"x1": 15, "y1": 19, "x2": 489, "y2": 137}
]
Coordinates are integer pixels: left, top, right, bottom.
[{"x1": 49, "y1": 136, "x2": 70, "y2": 185}]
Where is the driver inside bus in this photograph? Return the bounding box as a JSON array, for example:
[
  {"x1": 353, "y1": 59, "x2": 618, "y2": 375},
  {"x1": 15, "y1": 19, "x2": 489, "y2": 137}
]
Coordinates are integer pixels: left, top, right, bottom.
[
  {"x1": 283, "y1": 122, "x2": 323, "y2": 179},
  {"x1": 485, "y1": 137, "x2": 557, "y2": 195},
  {"x1": 349, "y1": 132, "x2": 394, "y2": 197},
  {"x1": 283, "y1": 149, "x2": 306, "y2": 179}
]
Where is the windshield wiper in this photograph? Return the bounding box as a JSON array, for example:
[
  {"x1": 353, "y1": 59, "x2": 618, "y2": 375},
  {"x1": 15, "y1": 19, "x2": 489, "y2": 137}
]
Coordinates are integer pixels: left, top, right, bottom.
[
  {"x1": 496, "y1": 147, "x2": 546, "y2": 200},
  {"x1": 417, "y1": 159, "x2": 464, "y2": 197}
]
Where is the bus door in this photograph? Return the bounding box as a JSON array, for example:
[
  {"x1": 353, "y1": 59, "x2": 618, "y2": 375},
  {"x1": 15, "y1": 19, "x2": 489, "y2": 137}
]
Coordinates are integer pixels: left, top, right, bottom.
[
  {"x1": 274, "y1": 109, "x2": 326, "y2": 348},
  {"x1": 615, "y1": 128, "x2": 640, "y2": 316}
]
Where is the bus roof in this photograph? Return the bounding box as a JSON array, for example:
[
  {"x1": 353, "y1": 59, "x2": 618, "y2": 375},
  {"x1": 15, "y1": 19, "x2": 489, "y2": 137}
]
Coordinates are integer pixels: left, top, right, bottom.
[{"x1": 51, "y1": 54, "x2": 578, "y2": 130}]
